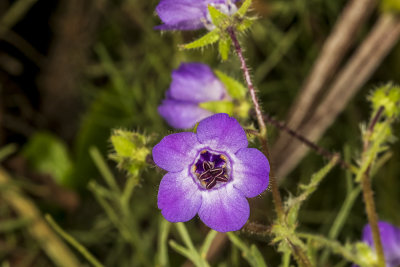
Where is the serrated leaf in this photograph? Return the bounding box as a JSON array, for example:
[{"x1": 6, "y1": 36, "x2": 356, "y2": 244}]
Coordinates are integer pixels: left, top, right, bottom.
[
  {"x1": 214, "y1": 70, "x2": 247, "y2": 99},
  {"x1": 199, "y1": 100, "x2": 234, "y2": 115},
  {"x1": 111, "y1": 135, "x2": 136, "y2": 158},
  {"x1": 208, "y1": 5, "x2": 229, "y2": 26},
  {"x1": 181, "y1": 30, "x2": 220, "y2": 49},
  {"x1": 218, "y1": 38, "x2": 231, "y2": 60},
  {"x1": 236, "y1": 18, "x2": 254, "y2": 32},
  {"x1": 369, "y1": 84, "x2": 400, "y2": 118},
  {"x1": 237, "y1": 0, "x2": 252, "y2": 16}
]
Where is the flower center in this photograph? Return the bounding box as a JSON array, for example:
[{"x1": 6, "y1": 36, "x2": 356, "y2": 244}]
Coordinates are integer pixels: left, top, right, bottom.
[{"x1": 193, "y1": 150, "x2": 229, "y2": 190}]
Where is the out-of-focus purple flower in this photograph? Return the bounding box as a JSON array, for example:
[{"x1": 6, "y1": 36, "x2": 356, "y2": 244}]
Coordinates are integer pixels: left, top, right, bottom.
[
  {"x1": 360, "y1": 221, "x2": 400, "y2": 267},
  {"x1": 158, "y1": 62, "x2": 229, "y2": 129},
  {"x1": 155, "y1": 0, "x2": 238, "y2": 31},
  {"x1": 152, "y1": 113, "x2": 270, "y2": 232}
]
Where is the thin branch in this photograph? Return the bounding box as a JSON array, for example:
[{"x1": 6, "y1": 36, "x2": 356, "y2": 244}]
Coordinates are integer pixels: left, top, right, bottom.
[
  {"x1": 227, "y1": 27, "x2": 267, "y2": 137},
  {"x1": 281, "y1": 0, "x2": 377, "y2": 133},
  {"x1": 228, "y1": 26, "x2": 311, "y2": 267},
  {"x1": 262, "y1": 113, "x2": 352, "y2": 170},
  {"x1": 273, "y1": 14, "x2": 400, "y2": 178},
  {"x1": 360, "y1": 106, "x2": 386, "y2": 267}
]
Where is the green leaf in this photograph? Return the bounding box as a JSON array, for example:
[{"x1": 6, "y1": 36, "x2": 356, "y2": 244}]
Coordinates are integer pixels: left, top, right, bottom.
[
  {"x1": 237, "y1": 0, "x2": 252, "y2": 17},
  {"x1": 286, "y1": 156, "x2": 338, "y2": 221},
  {"x1": 109, "y1": 130, "x2": 149, "y2": 184},
  {"x1": 22, "y1": 132, "x2": 73, "y2": 186},
  {"x1": 208, "y1": 5, "x2": 229, "y2": 26},
  {"x1": 218, "y1": 38, "x2": 231, "y2": 60},
  {"x1": 236, "y1": 18, "x2": 254, "y2": 32},
  {"x1": 0, "y1": 217, "x2": 31, "y2": 233},
  {"x1": 0, "y1": 143, "x2": 17, "y2": 162},
  {"x1": 227, "y1": 233, "x2": 268, "y2": 267},
  {"x1": 111, "y1": 134, "x2": 136, "y2": 158},
  {"x1": 250, "y1": 245, "x2": 268, "y2": 267},
  {"x1": 199, "y1": 100, "x2": 234, "y2": 115},
  {"x1": 214, "y1": 70, "x2": 247, "y2": 99},
  {"x1": 200, "y1": 230, "x2": 218, "y2": 258},
  {"x1": 157, "y1": 219, "x2": 171, "y2": 267},
  {"x1": 369, "y1": 84, "x2": 400, "y2": 118},
  {"x1": 110, "y1": 129, "x2": 149, "y2": 164},
  {"x1": 181, "y1": 30, "x2": 220, "y2": 49}
]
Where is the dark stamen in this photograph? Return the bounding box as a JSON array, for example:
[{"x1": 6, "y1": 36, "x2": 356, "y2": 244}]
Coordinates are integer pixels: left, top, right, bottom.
[
  {"x1": 194, "y1": 151, "x2": 230, "y2": 190},
  {"x1": 198, "y1": 160, "x2": 228, "y2": 189}
]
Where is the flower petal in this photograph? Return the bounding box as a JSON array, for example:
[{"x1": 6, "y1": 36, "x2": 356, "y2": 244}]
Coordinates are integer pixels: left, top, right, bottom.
[
  {"x1": 196, "y1": 113, "x2": 248, "y2": 153},
  {"x1": 158, "y1": 100, "x2": 213, "y2": 129},
  {"x1": 158, "y1": 171, "x2": 202, "y2": 222},
  {"x1": 152, "y1": 132, "x2": 200, "y2": 172},
  {"x1": 198, "y1": 184, "x2": 249, "y2": 232},
  {"x1": 168, "y1": 63, "x2": 227, "y2": 103},
  {"x1": 155, "y1": 0, "x2": 207, "y2": 30},
  {"x1": 362, "y1": 221, "x2": 400, "y2": 266},
  {"x1": 232, "y1": 148, "x2": 270, "y2": 198}
]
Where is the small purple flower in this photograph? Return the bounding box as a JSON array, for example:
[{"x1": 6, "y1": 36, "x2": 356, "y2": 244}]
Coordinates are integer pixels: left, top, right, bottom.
[
  {"x1": 155, "y1": 0, "x2": 238, "y2": 31},
  {"x1": 152, "y1": 113, "x2": 270, "y2": 232},
  {"x1": 158, "y1": 62, "x2": 229, "y2": 129},
  {"x1": 361, "y1": 221, "x2": 400, "y2": 267}
]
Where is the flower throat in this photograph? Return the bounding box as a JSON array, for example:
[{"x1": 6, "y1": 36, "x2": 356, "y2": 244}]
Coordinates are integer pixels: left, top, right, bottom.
[{"x1": 193, "y1": 150, "x2": 229, "y2": 189}]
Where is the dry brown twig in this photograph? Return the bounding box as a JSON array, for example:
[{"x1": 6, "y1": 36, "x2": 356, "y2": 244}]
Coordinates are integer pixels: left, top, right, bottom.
[
  {"x1": 273, "y1": 13, "x2": 400, "y2": 178},
  {"x1": 273, "y1": 0, "x2": 377, "y2": 157}
]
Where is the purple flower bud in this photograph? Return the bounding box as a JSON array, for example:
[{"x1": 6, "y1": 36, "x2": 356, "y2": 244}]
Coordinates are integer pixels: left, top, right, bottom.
[
  {"x1": 360, "y1": 221, "x2": 400, "y2": 267},
  {"x1": 155, "y1": 0, "x2": 238, "y2": 31},
  {"x1": 152, "y1": 113, "x2": 270, "y2": 232},
  {"x1": 158, "y1": 62, "x2": 229, "y2": 129}
]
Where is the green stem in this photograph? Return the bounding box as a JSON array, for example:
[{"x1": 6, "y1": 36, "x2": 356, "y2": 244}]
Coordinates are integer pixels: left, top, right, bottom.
[
  {"x1": 0, "y1": 143, "x2": 17, "y2": 162},
  {"x1": 46, "y1": 215, "x2": 104, "y2": 267},
  {"x1": 298, "y1": 233, "x2": 364, "y2": 266},
  {"x1": 361, "y1": 172, "x2": 385, "y2": 267},
  {"x1": 359, "y1": 106, "x2": 386, "y2": 267},
  {"x1": 157, "y1": 219, "x2": 170, "y2": 267},
  {"x1": 282, "y1": 251, "x2": 291, "y2": 267},
  {"x1": 0, "y1": 0, "x2": 38, "y2": 37},
  {"x1": 320, "y1": 187, "x2": 361, "y2": 264},
  {"x1": 89, "y1": 147, "x2": 121, "y2": 194},
  {"x1": 175, "y1": 223, "x2": 210, "y2": 267}
]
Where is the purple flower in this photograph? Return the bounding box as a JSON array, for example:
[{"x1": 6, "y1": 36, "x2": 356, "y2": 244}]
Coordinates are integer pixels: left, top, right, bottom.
[
  {"x1": 155, "y1": 0, "x2": 238, "y2": 31},
  {"x1": 158, "y1": 62, "x2": 229, "y2": 129},
  {"x1": 152, "y1": 113, "x2": 270, "y2": 232},
  {"x1": 361, "y1": 221, "x2": 400, "y2": 267}
]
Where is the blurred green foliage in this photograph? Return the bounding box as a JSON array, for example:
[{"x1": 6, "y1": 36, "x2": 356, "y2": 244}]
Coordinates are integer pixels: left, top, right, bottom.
[
  {"x1": 1, "y1": 0, "x2": 400, "y2": 266},
  {"x1": 22, "y1": 132, "x2": 73, "y2": 186}
]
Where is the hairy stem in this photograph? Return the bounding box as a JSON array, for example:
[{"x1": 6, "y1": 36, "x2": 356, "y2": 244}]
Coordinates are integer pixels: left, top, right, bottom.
[
  {"x1": 360, "y1": 106, "x2": 386, "y2": 267},
  {"x1": 361, "y1": 171, "x2": 385, "y2": 267},
  {"x1": 227, "y1": 26, "x2": 284, "y2": 219},
  {"x1": 228, "y1": 26, "x2": 311, "y2": 267},
  {"x1": 227, "y1": 27, "x2": 267, "y2": 137},
  {"x1": 262, "y1": 113, "x2": 352, "y2": 171}
]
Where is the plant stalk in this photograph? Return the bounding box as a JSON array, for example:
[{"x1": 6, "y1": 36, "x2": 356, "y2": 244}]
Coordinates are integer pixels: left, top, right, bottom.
[
  {"x1": 360, "y1": 106, "x2": 386, "y2": 267},
  {"x1": 228, "y1": 26, "x2": 311, "y2": 267},
  {"x1": 227, "y1": 26, "x2": 284, "y2": 220},
  {"x1": 227, "y1": 26, "x2": 267, "y2": 137},
  {"x1": 361, "y1": 171, "x2": 385, "y2": 267}
]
